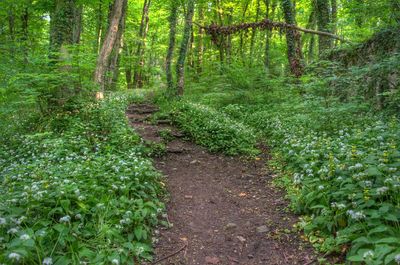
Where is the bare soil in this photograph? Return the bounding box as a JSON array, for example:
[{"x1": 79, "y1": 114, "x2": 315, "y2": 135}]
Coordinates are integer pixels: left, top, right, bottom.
[{"x1": 127, "y1": 103, "x2": 317, "y2": 265}]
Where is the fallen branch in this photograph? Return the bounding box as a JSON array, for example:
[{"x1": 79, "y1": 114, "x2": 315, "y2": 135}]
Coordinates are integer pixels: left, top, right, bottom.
[
  {"x1": 192, "y1": 19, "x2": 350, "y2": 44},
  {"x1": 151, "y1": 240, "x2": 188, "y2": 264}
]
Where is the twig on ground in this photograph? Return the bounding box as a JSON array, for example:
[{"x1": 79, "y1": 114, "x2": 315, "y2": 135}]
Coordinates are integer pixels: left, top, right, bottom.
[{"x1": 151, "y1": 240, "x2": 188, "y2": 264}]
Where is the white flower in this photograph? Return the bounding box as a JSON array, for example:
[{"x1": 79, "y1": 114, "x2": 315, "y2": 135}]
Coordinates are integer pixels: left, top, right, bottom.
[
  {"x1": 347, "y1": 210, "x2": 366, "y2": 220},
  {"x1": 7, "y1": 228, "x2": 19, "y2": 234},
  {"x1": 376, "y1": 186, "x2": 389, "y2": 194},
  {"x1": 111, "y1": 259, "x2": 119, "y2": 265},
  {"x1": 75, "y1": 214, "x2": 82, "y2": 220},
  {"x1": 318, "y1": 185, "x2": 324, "y2": 190},
  {"x1": 363, "y1": 250, "x2": 374, "y2": 259},
  {"x1": 20, "y1": 234, "x2": 30, "y2": 240},
  {"x1": 43, "y1": 257, "x2": 53, "y2": 265},
  {"x1": 394, "y1": 254, "x2": 400, "y2": 264},
  {"x1": 59, "y1": 215, "x2": 71, "y2": 223},
  {"x1": 0, "y1": 217, "x2": 6, "y2": 225},
  {"x1": 8, "y1": 253, "x2": 21, "y2": 261}
]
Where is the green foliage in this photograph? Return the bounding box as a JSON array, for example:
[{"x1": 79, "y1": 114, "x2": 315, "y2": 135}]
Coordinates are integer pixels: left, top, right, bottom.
[
  {"x1": 180, "y1": 66, "x2": 400, "y2": 264},
  {"x1": 0, "y1": 94, "x2": 165, "y2": 264},
  {"x1": 160, "y1": 100, "x2": 258, "y2": 156}
]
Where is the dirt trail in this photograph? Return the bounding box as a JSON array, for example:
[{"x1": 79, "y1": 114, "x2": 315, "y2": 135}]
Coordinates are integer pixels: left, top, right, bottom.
[{"x1": 127, "y1": 103, "x2": 316, "y2": 265}]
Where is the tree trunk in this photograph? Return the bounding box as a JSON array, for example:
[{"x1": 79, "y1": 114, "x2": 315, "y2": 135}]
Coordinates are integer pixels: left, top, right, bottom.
[
  {"x1": 94, "y1": 0, "x2": 125, "y2": 91},
  {"x1": 176, "y1": 0, "x2": 195, "y2": 96},
  {"x1": 316, "y1": 0, "x2": 331, "y2": 55},
  {"x1": 106, "y1": 0, "x2": 128, "y2": 90},
  {"x1": 250, "y1": 0, "x2": 261, "y2": 66},
  {"x1": 239, "y1": 0, "x2": 251, "y2": 63},
  {"x1": 73, "y1": 5, "x2": 83, "y2": 44},
  {"x1": 8, "y1": 8, "x2": 15, "y2": 57},
  {"x1": 281, "y1": 0, "x2": 303, "y2": 77},
  {"x1": 195, "y1": 5, "x2": 204, "y2": 74},
  {"x1": 50, "y1": 0, "x2": 79, "y2": 55},
  {"x1": 264, "y1": 0, "x2": 276, "y2": 70},
  {"x1": 21, "y1": 7, "x2": 29, "y2": 65},
  {"x1": 95, "y1": 0, "x2": 104, "y2": 54},
  {"x1": 166, "y1": 1, "x2": 178, "y2": 90},
  {"x1": 133, "y1": 0, "x2": 151, "y2": 88}
]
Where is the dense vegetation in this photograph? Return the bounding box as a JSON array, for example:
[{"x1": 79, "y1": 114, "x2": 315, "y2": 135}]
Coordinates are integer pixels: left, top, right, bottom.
[{"x1": 0, "y1": 0, "x2": 399, "y2": 264}]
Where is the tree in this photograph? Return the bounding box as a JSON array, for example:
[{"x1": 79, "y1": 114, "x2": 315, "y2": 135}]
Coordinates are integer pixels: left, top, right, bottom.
[
  {"x1": 49, "y1": 0, "x2": 81, "y2": 56},
  {"x1": 166, "y1": 0, "x2": 179, "y2": 90},
  {"x1": 281, "y1": 0, "x2": 303, "y2": 76},
  {"x1": 133, "y1": 0, "x2": 152, "y2": 88},
  {"x1": 315, "y1": 0, "x2": 331, "y2": 54},
  {"x1": 94, "y1": 0, "x2": 125, "y2": 91},
  {"x1": 176, "y1": 0, "x2": 195, "y2": 96}
]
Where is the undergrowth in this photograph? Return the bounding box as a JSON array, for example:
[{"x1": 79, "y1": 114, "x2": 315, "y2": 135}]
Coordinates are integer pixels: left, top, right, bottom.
[
  {"x1": 0, "y1": 93, "x2": 165, "y2": 265},
  {"x1": 173, "y1": 66, "x2": 400, "y2": 265}
]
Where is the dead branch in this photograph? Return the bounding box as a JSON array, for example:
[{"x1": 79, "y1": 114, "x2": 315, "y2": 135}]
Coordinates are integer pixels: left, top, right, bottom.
[
  {"x1": 192, "y1": 19, "x2": 349, "y2": 44},
  {"x1": 151, "y1": 240, "x2": 188, "y2": 264}
]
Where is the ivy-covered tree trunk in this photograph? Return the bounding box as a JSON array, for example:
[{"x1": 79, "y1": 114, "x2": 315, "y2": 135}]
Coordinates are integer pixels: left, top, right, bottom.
[
  {"x1": 49, "y1": 0, "x2": 80, "y2": 56},
  {"x1": 94, "y1": 0, "x2": 125, "y2": 91},
  {"x1": 176, "y1": 0, "x2": 195, "y2": 96},
  {"x1": 166, "y1": 0, "x2": 178, "y2": 90},
  {"x1": 316, "y1": 0, "x2": 331, "y2": 55},
  {"x1": 281, "y1": 0, "x2": 303, "y2": 76},
  {"x1": 133, "y1": 0, "x2": 151, "y2": 88}
]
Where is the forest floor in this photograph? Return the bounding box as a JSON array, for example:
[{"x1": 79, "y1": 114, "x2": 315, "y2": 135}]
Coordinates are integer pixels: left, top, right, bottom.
[{"x1": 127, "y1": 103, "x2": 317, "y2": 265}]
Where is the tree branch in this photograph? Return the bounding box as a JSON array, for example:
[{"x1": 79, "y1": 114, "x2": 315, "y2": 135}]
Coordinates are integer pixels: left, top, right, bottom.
[{"x1": 192, "y1": 19, "x2": 350, "y2": 44}]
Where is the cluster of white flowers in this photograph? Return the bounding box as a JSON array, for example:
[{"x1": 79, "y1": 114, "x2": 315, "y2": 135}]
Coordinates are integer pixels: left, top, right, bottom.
[
  {"x1": 59, "y1": 215, "x2": 71, "y2": 223},
  {"x1": 347, "y1": 210, "x2": 366, "y2": 220}
]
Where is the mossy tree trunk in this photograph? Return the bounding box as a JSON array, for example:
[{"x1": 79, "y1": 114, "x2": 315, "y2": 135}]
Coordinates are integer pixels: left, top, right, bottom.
[
  {"x1": 166, "y1": 0, "x2": 178, "y2": 91},
  {"x1": 281, "y1": 0, "x2": 303, "y2": 76},
  {"x1": 316, "y1": 0, "x2": 331, "y2": 55},
  {"x1": 176, "y1": 0, "x2": 195, "y2": 96}
]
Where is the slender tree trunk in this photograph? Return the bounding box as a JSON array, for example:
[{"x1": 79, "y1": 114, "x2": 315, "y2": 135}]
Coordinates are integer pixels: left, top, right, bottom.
[
  {"x1": 304, "y1": 6, "x2": 316, "y2": 62},
  {"x1": 133, "y1": 0, "x2": 151, "y2": 88},
  {"x1": 316, "y1": 0, "x2": 331, "y2": 55},
  {"x1": 166, "y1": 1, "x2": 178, "y2": 90},
  {"x1": 95, "y1": 0, "x2": 104, "y2": 54},
  {"x1": 281, "y1": 0, "x2": 303, "y2": 77},
  {"x1": 21, "y1": 7, "x2": 29, "y2": 65},
  {"x1": 226, "y1": 7, "x2": 233, "y2": 63},
  {"x1": 94, "y1": 0, "x2": 125, "y2": 91},
  {"x1": 176, "y1": 0, "x2": 195, "y2": 96},
  {"x1": 8, "y1": 8, "x2": 15, "y2": 57},
  {"x1": 239, "y1": 0, "x2": 251, "y2": 63},
  {"x1": 196, "y1": 5, "x2": 204, "y2": 74},
  {"x1": 250, "y1": 0, "x2": 261, "y2": 66},
  {"x1": 264, "y1": 0, "x2": 276, "y2": 70},
  {"x1": 106, "y1": 0, "x2": 127, "y2": 90}
]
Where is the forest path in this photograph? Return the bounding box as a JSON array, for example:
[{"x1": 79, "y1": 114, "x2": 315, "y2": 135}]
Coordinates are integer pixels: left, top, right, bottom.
[{"x1": 127, "y1": 103, "x2": 316, "y2": 265}]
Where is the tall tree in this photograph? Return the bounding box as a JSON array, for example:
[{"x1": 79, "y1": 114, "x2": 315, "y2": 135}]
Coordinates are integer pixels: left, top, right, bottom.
[
  {"x1": 133, "y1": 0, "x2": 151, "y2": 88},
  {"x1": 250, "y1": 0, "x2": 261, "y2": 66},
  {"x1": 315, "y1": 0, "x2": 331, "y2": 54},
  {"x1": 166, "y1": 0, "x2": 178, "y2": 90},
  {"x1": 176, "y1": 0, "x2": 195, "y2": 96},
  {"x1": 49, "y1": 0, "x2": 80, "y2": 56},
  {"x1": 281, "y1": 0, "x2": 303, "y2": 76},
  {"x1": 106, "y1": 0, "x2": 128, "y2": 90},
  {"x1": 94, "y1": 0, "x2": 125, "y2": 91},
  {"x1": 195, "y1": 4, "x2": 205, "y2": 74}
]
